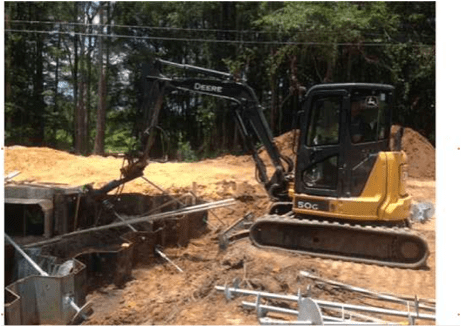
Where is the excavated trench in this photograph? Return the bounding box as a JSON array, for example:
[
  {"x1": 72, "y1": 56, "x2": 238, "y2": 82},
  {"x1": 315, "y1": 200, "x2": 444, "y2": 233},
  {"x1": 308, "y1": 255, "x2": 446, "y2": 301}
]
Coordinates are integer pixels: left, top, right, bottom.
[{"x1": 4, "y1": 185, "x2": 209, "y2": 324}]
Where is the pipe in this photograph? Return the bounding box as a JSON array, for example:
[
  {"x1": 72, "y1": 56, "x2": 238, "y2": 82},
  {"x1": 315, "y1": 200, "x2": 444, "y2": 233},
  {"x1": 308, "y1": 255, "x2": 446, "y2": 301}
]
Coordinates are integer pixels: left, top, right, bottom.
[
  {"x1": 215, "y1": 285, "x2": 435, "y2": 321},
  {"x1": 299, "y1": 271, "x2": 435, "y2": 312},
  {"x1": 24, "y1": 198, "x2": 235, "y2": 248}
]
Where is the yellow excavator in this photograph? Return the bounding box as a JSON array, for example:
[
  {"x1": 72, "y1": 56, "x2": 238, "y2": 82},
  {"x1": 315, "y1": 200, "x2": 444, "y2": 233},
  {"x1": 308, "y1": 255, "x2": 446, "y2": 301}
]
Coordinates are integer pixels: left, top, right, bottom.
[{"x1": 101, "y1": 59, "x2": 430, "y2": 269}]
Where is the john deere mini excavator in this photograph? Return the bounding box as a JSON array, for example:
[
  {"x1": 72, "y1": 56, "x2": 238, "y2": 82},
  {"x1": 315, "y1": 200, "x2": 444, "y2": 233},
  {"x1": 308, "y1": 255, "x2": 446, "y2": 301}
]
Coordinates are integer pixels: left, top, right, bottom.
[{"x1": 103, "y1": 59, "x2": 429, "y2": 269}]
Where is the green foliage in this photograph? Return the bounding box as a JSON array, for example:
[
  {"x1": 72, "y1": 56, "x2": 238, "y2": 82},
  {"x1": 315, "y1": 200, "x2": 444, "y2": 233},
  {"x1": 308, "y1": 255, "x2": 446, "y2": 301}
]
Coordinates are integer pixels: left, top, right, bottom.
[
  {"x1": 5, "y1": 1, "x2": 436, "y2": 155},
  {"x1": 177, "y1": 133, "x2": 198, "y2": 162},
  {"x1": 53, "y1": 130, "x2": 73, "y2": 150},
  {"x1": 104, "y1": 108, "x2": 138, "y2": 153},
  {"x1": 105, "y1": 129, "x2": 137, "y2": 153}
]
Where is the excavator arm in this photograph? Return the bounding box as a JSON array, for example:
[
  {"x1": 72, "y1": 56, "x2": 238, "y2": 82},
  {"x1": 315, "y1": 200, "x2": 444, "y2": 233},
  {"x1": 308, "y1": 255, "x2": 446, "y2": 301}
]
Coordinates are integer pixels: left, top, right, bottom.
[
  {"x1": 87, "y1": 59, "x2": 293, "y2": 201},
  {"x1": 149, "y1": 59, "x2": 293, "y2": 200}
]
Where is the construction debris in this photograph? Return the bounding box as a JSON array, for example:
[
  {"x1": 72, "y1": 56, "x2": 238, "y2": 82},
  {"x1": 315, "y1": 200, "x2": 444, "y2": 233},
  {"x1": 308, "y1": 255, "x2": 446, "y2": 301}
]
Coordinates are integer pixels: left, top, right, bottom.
[
  {"x1": 4, "y1": 170, "x2": 20, "y2": 182},
  {"x1": 218, "y1": 212, "x2": 254, "y2": 250},
  {"x1": 4, "y1": 176, "x2": 233, "y2": 324},
  {"x1": 155, "y1": 246, "x2": 184, "y2": 273},
  {"x1": 411, "y1": 202, "x2": 435, "y2": 223},
  {"x1": 299, "y1": 271, "x2": 436, "y2": 312}
]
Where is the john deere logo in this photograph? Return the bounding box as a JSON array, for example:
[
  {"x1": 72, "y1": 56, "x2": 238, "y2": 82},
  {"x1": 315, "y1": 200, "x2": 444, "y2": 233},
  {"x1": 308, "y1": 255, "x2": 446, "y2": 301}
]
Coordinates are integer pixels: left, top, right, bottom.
[{"x1": 366, "y1": 96, "x2": 378, "y2": 108}]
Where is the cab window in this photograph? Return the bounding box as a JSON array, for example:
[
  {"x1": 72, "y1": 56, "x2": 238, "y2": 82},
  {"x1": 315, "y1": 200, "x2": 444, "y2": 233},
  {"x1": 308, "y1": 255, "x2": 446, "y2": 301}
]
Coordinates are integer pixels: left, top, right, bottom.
[
  {"x1": 306, "y1": 96, "x2": 341, "y2": 147},
  {"x1": 350, "y1": 91, "x2": 390, "y2": 143}
]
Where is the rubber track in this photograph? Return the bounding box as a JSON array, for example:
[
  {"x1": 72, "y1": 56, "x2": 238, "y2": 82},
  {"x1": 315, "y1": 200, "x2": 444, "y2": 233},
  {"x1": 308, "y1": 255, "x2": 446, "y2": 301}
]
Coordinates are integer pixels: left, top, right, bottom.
[{"x1": 249, "y1": 215, "x2": 429, "y2": 269}]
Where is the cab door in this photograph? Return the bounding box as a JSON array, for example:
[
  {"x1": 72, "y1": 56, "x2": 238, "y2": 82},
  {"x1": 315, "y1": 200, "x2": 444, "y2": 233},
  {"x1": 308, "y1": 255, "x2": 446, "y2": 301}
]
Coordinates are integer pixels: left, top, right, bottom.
[
  {"x1": 295, "y1": 90, "x2": 348, "y2": 198},
  {"x1": 344, "y1": 89, "x2": 393, "y2": 197}
]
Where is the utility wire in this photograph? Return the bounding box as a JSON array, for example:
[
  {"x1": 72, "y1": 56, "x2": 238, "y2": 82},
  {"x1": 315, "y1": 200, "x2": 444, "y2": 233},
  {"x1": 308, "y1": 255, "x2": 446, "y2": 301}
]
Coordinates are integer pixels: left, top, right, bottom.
[
  {"x1": 9, "y1": 19, "x2": 390, "y2": 38},
  {"x1": 4, "y1": 28, "x2": 435, "y2": 47},
  {"x1": 9, "y1": 19, "x2": 436, "y2": 42}
]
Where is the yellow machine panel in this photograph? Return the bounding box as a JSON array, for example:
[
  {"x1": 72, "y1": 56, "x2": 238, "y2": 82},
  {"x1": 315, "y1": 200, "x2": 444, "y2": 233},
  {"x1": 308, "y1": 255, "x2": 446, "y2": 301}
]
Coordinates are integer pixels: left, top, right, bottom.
[{"x1": 291, "y1": 151, "x2": 412, "y2": 223}]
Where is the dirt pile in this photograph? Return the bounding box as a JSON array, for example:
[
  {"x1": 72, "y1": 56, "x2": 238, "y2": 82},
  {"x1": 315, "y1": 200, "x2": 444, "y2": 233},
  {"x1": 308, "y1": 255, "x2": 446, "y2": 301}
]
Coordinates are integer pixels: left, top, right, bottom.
[
  {"x1": 258, "y1": 127, "x2": 435, "y2": 180},
  {"x1": 4, "y1": 124, "x2": 435, "y2": 191},
  {"x1": 255, "y1": 130, "x2": 298, "y2": 177},
  {"x1": 4, "y1": 146, "x2": 261, "y2": 199},
  {"x1": 391, "y1": 126, "x2": 436, "y2": 179},
  {"x1": 268, "y1": 129, "x2": 299, "y2": 159}
]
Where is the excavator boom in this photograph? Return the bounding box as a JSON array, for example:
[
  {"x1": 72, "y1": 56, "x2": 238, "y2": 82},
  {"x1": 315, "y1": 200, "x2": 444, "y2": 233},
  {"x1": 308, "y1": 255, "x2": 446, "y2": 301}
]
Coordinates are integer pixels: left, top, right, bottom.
[{"x1": 149, "y1": 59, "x2": 294, "y2": 201}]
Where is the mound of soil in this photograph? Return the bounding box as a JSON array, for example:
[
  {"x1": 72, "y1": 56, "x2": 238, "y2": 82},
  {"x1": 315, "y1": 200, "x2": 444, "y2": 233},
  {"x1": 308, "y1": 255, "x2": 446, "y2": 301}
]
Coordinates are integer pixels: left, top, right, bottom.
[
  {"x1": 391, "y1": 126, "x2": 436, "y2": 179},
  {"x1": 258, "y1": 126, "x2": 435, "y2": 180},
  {"x1": 256, "y1": 130, "x2": 298, "y2": 175}
]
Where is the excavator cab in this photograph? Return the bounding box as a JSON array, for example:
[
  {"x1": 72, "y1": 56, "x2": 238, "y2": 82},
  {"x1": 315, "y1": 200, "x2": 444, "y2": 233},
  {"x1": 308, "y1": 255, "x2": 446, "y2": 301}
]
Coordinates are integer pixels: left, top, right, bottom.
[
  {"x1": 295, "y1": 83, "x2": 393, "y2": 199},
  {"x1": 291, "y1": 83, "x2": 412, "y2": 224}
]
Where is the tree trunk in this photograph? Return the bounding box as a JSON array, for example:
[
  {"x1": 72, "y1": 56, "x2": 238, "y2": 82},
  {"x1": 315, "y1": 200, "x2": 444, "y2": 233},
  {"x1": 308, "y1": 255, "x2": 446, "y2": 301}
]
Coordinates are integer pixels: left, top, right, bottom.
[
  {"x1": 269, "y1": 48, "x2": 280, "y2": 135},
  {"x1": 31, "y1": 27, "x2": 46, "y2": 146},
  {"x1": 83, "y1": 81, "x2": 89, "y2": 155},
  {"x1": 94, "y1": 4, "x2": 111, "y2": 155},
  {"x1": 85, "y1": 30, "x2": 92, "y2": 154},
  {"x1": 233, "y1": 120, "x2": 240, "y2": 152},
  {"x1": 76, "y1": 24, "x2": 87, "y2": 155},
  {"x1": 51, "y1": 23, "x2": 62, "y2": 147},
  {"x1": 324, "y1": 44, "x2": 338, "y2": 83},
  {"x1": 76, "y1": 81, "x2": 84, "y2": 154},
  {"x1": 94, "y1": 67, "x2": 107, "y2": 155},
  {"x1": 73, "y1": 2, "x2": 80, "y2": 151},
  {"x1": 270, "y1": 80, "x2": 278, "y2": 134}
]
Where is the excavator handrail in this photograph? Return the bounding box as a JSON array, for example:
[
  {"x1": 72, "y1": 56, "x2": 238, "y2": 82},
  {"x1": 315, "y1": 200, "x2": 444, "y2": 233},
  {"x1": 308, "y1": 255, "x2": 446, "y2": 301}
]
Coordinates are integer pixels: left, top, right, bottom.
[{"x1": 156, "y1": 58, "x2": 233, "y2": 80}]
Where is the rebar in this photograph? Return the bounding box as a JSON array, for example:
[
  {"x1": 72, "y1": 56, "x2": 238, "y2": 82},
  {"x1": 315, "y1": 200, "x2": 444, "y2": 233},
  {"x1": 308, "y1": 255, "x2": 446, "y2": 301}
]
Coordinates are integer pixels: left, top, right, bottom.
[
  {"x1": 143, "y1": 176, "x2": 226, "y2": 226},
  {"x1": 5, "y1": 234, "x2": 48, "y2": 277},
  {"x1": 155, "y1": 247, "x2": 184, "y2": 273},
  {"x1": 259, "y1": 316, "x2": 389, "y2": 325},
  {"x1": 24, "y1": 198, "x2": 235, "y2": 248},
  {"x1": 243, "y1": 301, "x2": 386, "y2": 325},
  {"x1": 300, "y1": 271, "x2": 435, "y2": 312}
]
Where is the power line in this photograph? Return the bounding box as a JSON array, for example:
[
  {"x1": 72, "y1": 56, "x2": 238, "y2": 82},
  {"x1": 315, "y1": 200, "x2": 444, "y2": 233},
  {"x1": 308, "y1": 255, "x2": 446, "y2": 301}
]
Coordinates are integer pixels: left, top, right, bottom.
[
  {"x1": 4, "y1": 29, "x2": 435, "y2": 47},
  {"x1": 10, "y1": 19, "x2": 435, "y2": 42},
  {"x1": 9, "y1": 19, "x2": 389, "y2": 38},
  {"x1": 10, "y1": 19, "x2": 272, "y2": 34}
]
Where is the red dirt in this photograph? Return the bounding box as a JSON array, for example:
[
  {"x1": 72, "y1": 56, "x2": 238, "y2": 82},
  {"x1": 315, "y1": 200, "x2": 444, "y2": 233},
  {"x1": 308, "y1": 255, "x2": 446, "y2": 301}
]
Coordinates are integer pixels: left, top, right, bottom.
[
  {"x1": 4, "y1": 128, "x2": 436, "y2": 325},
  {"x1": 391, "y1": 125, "x2": 436, "y2": 179}
]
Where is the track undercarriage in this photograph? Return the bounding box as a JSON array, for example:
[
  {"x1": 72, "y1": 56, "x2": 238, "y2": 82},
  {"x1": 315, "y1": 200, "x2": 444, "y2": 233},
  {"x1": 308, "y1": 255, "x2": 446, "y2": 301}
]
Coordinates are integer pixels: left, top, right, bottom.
[{"x1": 249, "y1": 214, "x2": 429, "y2": 269}]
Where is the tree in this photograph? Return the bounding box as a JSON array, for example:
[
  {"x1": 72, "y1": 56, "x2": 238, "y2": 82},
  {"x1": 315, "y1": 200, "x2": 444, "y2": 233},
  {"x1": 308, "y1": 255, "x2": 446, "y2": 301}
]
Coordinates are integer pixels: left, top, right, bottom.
[
  {"x1": 4, "y1": 1, "x2": 436, "y2": 156},
  {"x1": 5, "y1": 2, "x2": 56, "y2": 145},
  {"x1": 94, "y1": 3, "x2": 109, "y2": 155}
]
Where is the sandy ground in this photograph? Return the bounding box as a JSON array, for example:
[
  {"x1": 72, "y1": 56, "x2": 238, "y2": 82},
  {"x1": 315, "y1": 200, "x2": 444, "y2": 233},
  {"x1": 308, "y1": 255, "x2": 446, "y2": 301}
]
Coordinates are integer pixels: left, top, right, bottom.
[{"x1": 4, "y1": 129, "x2": 436, "y2": 325}]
